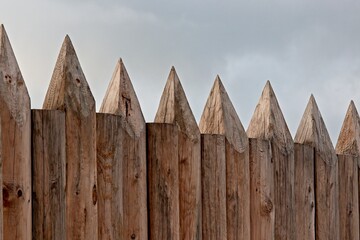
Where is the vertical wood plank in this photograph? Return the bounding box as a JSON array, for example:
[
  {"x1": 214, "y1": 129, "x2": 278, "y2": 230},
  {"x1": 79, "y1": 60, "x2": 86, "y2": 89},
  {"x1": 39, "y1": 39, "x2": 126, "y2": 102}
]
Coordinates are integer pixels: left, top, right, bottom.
[
  {"x1": 32, "y1": 110, "x2": 66, "y2": 240},
  {"x1": 201, "y1": 134, "x2": 227, "y2": 239},
  {"x1": 294, "y1": 143, "x2": 315, "y2": 240},
  {"x1": 199, "y1": 76, "x2": 250, "y2": 240},
  {"x1": 247, "y1": 81, "x2": 295, "y2": 240},
  {"x1": 43, "y1": 35, "x2": 97, "y2": 240},
  {"x1": 0, "y1": 24, "x2": 31, "y2": 240},
  {"x1": 100, "y1": 59, "x2": 147, "y2": 240},
  {"x1": 295, "y1": 95, "x2": 339, "y2": 240},
  {"x1": 336, "y1": 101, "x2": 360, "y2": 240},
  {"x1": 147, "y1": 123, "x2": 180, "y2": 240},
  {"x1": 155, "y1": 67, "x2": 201, "y2": 240}
]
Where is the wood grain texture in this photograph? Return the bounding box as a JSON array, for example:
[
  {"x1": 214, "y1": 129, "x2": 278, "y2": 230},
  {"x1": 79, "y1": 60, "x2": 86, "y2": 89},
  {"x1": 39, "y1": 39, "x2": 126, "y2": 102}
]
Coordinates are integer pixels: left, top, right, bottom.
[
  {"x1": 336, "y1": 101, "x2": 360, "y2": 240},
  {"x1": 294, "y1": 143, "x2": 315, "y2": 240},
  {"x1": 100, "y1": 59, "x2": 147, "y2": 240},
  {"x1": 249, "y1": 138, "x2": 274, "y2": 240},
  {"x1": 43, "y1": 35, "x2": 97, "y2": 240},
  {"x1": 247, "y1": 81, "x2": 294, "y2": 240},
  {"x1": 147, "y1": 123, "x2": 180, "y2": 240},
  {"x1": 155, "y1": 67, "x2": 201, "y2": 240},
  {"x1": 294, "y1": 95, "x2": 339, "y2": 240},
  {"x1": 31, "y1": 110, "x2": 66, "y2": 240},
  {"x1": 201, "y1": 134, "x2": 227, "y2": 239},
  {"x1": 0, "y1": 24, "x2": 31, "y2": 240},
  {"x1": 199, "y1": 76, "x2": 250, "y2": 240}
]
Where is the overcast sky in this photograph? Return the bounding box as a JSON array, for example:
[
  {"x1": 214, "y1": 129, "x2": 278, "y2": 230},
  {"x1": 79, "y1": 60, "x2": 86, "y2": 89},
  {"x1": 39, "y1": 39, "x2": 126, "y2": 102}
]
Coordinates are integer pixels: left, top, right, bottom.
[{"x1": 2, "y1": 0, "x2": 360, "y2": 143}]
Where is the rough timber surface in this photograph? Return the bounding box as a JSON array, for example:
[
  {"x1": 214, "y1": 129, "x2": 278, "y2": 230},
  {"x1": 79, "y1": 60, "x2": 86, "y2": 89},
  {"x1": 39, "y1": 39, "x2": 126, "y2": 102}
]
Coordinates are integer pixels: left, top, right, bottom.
[
  {"x1": 199, "y1": 76, "x2": 250, "y2": 240},
  {"x1": 294, "y1": 95, "x2": 339, "y2": 240},
  {"x1": 43, "y1": 35, "x2": 98, "y2": 240},
  {"x1": 147, "y1": 123, "x2": 180, "y2": 240},
  {"x1": 32, "y1": 110, "x2": 66, "y2": 240},
  {"x1": 0, "y1": 24, "x2": 31, "y2": 240},
  {"x1": 100, "y1": 59, "x2": 147, "y2": 240},
  {"x1": 247, "y1": 81, "x2": 295, "y2": 240},
  {"x1": 155, "y1": 67, "x2": 202, "y2": 240}
]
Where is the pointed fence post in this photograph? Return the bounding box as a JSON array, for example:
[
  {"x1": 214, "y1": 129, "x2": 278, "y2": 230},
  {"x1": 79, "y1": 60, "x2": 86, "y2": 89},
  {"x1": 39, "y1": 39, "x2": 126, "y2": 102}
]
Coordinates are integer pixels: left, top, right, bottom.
[
  {"x1": 43, "y1": 35, "x2": 98, "y2": 240},
  {"x1": 335, "y1": 101, "x2": 360, "y2": 240},
  {"x1": 155, "y1": 67, "x2": 202, "y2": 240},
  {"x1": 31, "y1": 110, "x2": 66, "y2": 240},
  {"x1": 0, "y1": 24, "x2": 31, "y2": 240},
  {"x1": 199, "y1": 76, "x2": 249, "y2": 240},
  {"x1": 147, "y1": 123, "x2": 180, "y2": 240},
  {"x1": 98, "y1": 59, "x2": 147, "y2": 240},
  {"x1": 247, "y1": 81, "x2": 295, "y2": 240},
  {"x1": 294, "y1": 95, "x2": 339, "y2": 240}
]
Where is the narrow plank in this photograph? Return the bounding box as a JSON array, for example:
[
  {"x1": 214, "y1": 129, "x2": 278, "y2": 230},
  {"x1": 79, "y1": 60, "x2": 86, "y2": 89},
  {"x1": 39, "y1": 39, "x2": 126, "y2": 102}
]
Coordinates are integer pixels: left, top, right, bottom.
[
  {"x1": 336, "y1": 101, "x2": 360, "y2": 240},
  {"x1": 294, "y1": 143, "x2": 315, "y2": 240},
  {"x1": 294, "y1": 95, "x2": 339, "y2": 240},
  {"x1": 247, "y1": 81, "x2": 295, "y2": 240},
  {"x1": 0, "y1": 24, "x2": 31, "y2": 240},
  {"x1": 201, "y1": 134, "x2": 227, "y2": 239},
  {"x1": 199, "y1": 75, "x2": 249, "y2": 240},
  {"x1": 155, "y1": 67, "x2": 201, "y2": 240},
  {"x1": 43, "y1": 35, "x2": 98, "y2": 240},
  {"x1": 147, "y1": 123, "x2": 180, "y2": 240},
  {"x1": 31, "y1": 110, "x2": 66, "y2": 240},
  {"x1": 100, "y1": 59, "x2": 147, "y2": 240}
]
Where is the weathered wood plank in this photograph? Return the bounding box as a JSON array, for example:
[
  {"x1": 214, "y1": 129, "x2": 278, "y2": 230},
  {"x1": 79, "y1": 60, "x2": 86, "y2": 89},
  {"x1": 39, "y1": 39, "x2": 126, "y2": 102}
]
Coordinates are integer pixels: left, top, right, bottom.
[
  {"x1": 100, "y1": 59, "x2": 147, "y2": 240},
  {"x1": 294, "y1": 143, "x2": 315, "y2": 240},
  {"x1": 199, "y1": 76, "x2": 249, "y2": 240},
  {"x1": 295, "y1": 95, "x2": 339, "y2": 240},
  {"x1": 336, "y1": 101, "x2": 360, "y2": 240},
  {"x1": 0, "y1": 24, "x2": 31, "y2": 240},
  {"x1": 43, "y1": 35, "x2": 97, "y2": 240},
  {"x1": 31, "y1": 110, "x2": 66, "y2": 240},
  {"x1": 147, "y1": 123, "x2": 180, "y2": 240},
  {"x1": 247, "y1": 81, "x2": 294, "y2": 240},
  {"x1": 201, "y1": 134, "x2": 227, "y2": 239},
  {"x1": 155, "y1": 67, "x2": 201, "y2": 240},
  {"x1": 249, "y1": 138, "x2": 274, "y2": 240}
]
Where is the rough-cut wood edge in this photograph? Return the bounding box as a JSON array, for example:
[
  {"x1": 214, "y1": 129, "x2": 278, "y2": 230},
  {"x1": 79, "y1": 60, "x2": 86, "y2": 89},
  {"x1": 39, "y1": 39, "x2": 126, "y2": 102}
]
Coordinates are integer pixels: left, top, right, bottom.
[
  {"x1": 100, "y1": 58, "x2": 145, "y2": 136},
  {"x1": 199, "y1": 75, "x2": 248, "y2": 152},
  {"x1": 247, "y1": 80, "x2": 293, "y2": 154},
  {"x1": 336, "y1": 101, "x2": 360, "y2": 157},
  {"x1": 32, "y1": 110, "x2": 66, "y2": 240},
  {"x1": 0, "y1": 23, "x2": 31, "y2": 240},
  {"x1": 154, "y1": 66, "x2": 200, "y2": 141},
  {"x1": 294, "y1": 95, "x2": 337, "y2": 165}
]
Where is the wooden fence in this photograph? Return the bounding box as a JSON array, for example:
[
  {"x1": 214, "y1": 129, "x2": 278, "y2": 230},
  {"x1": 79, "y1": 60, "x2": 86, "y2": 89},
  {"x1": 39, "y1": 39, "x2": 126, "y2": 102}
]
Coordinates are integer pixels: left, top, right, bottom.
[{"x1": 0, "y1": 24, "x2": 359, "y2": 240}]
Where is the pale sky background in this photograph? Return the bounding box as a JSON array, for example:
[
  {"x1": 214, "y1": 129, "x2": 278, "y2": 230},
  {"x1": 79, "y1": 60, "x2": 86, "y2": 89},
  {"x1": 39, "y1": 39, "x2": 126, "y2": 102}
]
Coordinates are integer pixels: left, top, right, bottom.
[{"x1": 1, "y1": 0, "x2": 360, "y2": 143}]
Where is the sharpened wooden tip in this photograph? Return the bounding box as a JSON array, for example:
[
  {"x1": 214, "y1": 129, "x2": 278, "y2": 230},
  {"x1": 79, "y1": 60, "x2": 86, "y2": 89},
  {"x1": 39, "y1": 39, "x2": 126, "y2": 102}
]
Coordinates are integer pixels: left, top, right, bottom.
[
  {"x1": 100, "y1": 58, "x2": 145, "y2": 136},
  {"x1": 199, "y1": 75, "x2": 247, "y2": 152},
  {"x1": 336, "y1": 101, "x2": 360, "y2": 155},
  {"x1": 154, "y1": 66, "x2": 200, "y2": 141},
  {"x1": 295, "y1": 95, "x2": 336, "y2": 164},
  {"x1": 0, "y1": 23, "x2": 30, "y2": 125},
  {"x1": 247, "y1": 81, "x2": 293, "y2": 152},
  {"x1": 43, "y1": 35, "x2": 95, "y2": 115}
]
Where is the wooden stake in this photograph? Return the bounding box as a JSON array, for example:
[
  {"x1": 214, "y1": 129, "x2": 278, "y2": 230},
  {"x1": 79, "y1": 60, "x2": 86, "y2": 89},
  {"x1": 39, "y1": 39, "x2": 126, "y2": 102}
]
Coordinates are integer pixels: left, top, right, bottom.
[
  {"x1": 155, "y1": 67, "x2": 201, "y2": 240},
  {"x1": 247, "y1": 81, "x2": 295, "y2": 240},
  {"x1": 31, "y1": 110, "x2": 66, "y2": 240},
  {"x1": 43, "y1": 35, "x2": 98, "y2": 240},
  {"x1": 99, "y1": 59, "x2": 147, "y2": 240},
  {"x1": 0, "y1": 24, "x2": 31, "y2": 240},
  {"x1": 147, "y1": 123, "x2": 180, "y2": 240},
  {"x1": 335, "y1": 101, "x2": 360, "y2": 240},
  {"x1": 199, "y1": 76, "x2": 249, "y2": 240},
  {"x1": 295, "y1": 95, "x2": 339, "y2": 240},
  {"x1": 294, "y1": 143, "x2": 315, "y2": 240}
]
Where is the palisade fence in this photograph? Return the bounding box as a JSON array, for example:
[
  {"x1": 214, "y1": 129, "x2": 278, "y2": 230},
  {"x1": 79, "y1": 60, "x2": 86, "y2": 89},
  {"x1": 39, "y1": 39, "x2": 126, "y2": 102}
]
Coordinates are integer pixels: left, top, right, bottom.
[{"x1": 0, "y1": 24, "x2": 358, "y2": 240}]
